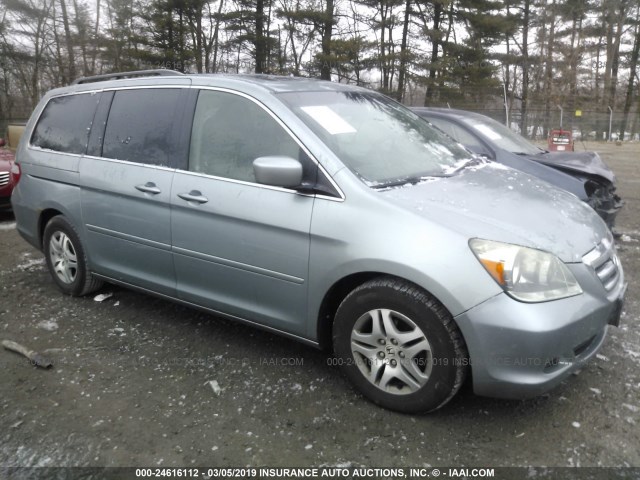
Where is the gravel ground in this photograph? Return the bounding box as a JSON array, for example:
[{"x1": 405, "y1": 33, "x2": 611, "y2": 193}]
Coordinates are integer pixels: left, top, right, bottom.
[{"x1": 0, "y1": 142, "x2": 638, "y2": 469}]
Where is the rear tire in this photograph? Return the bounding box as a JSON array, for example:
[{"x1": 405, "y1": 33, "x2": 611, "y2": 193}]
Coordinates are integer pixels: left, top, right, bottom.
[
  {"x1": 43, "y1": 216, "x2": 103, "y2": 296},
  {"x1": 333, "y1": 277, "x2": 468, "y2": 413}
]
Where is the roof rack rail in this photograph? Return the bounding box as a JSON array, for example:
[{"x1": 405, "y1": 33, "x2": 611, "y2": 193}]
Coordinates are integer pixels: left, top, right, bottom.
[{"x1": 71, "y1": 69, "x2": 184, "y2": 85}]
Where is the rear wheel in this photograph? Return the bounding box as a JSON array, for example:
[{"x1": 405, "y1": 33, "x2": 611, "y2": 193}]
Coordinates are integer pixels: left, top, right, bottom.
[
  {"x1": 333, "y1": 277, "x2": 468, "y2": 413},
  {"x1": 43, "y1": 216, "x2": 103, "y2": 296}
]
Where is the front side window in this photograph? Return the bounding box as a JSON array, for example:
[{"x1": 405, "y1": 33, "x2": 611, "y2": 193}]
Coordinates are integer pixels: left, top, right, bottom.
[
  {"x1": 189, "y1": 90, "x2": 304, "y2": 183},
  {"x1": 462, "y1": 115, "x2": 541, "y2": 156},
  {"x1": 279, "y1": 90, "x2": 473, "y2": 187},
  {"x1": 427, "y1": 117, "x2": 485, "y2": 152},
  {"x1": 102, "y1": 89, "x2": 182, "y2": 166},
  {"x1": 31, "y1": 93, "x2": 100, "y2": 154}
]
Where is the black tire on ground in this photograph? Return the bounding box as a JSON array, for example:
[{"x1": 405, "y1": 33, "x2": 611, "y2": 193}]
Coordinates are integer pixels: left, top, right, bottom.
[
  {"x1": 332, "y1": 277, "x2": 468, "y2": 413},
  {"x1": 43, "y1": 216, "x2": 103, "y2": 296}
]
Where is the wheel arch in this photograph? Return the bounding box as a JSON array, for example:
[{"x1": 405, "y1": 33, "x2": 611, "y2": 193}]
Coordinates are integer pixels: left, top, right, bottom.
[
  {"x1": 38, "y1": 208, "x2": 64, "y2": 249},
  {"x1": 316, "y1": 272, "x2": 455, "y2": 352}
]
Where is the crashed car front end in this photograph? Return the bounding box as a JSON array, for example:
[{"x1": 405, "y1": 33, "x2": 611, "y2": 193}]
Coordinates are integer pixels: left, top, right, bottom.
[
  {"x1": 533, "y1": 150, "x2": 624, "y2": 232},
  {"x1": 584, "y1": 178, "x2": 623, "y2": 231}
]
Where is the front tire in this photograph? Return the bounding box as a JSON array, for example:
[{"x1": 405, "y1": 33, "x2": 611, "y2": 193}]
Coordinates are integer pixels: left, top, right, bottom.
[
  {"x1": 43, "y1": 216, "x2": 103, "y2": 296},
  {"x1": 333, "y1": 277, "x2": 468, "y2": 413}
]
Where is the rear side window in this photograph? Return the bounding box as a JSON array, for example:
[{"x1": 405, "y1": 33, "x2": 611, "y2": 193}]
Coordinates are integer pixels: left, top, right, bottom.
[
  {"x1": 102, "y1": 89, "x2": 182, "y2": 167},
  {"x1": 31, "y1": 93, "x2": 99, "y2": 154}
]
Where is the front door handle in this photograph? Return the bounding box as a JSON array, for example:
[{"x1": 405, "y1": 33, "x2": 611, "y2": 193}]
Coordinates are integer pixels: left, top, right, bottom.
[
  {"x1": 135, "y1": 182, "x2": 161, "y2": 194},
  {"x1": 177, "y1": 190, "x2": 209, "y2": 204}
]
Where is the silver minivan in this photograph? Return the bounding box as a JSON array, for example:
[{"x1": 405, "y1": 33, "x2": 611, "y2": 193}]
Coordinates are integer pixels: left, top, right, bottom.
[{"x1": 11, "y1": 71, "x2": 626, "y2": 412}]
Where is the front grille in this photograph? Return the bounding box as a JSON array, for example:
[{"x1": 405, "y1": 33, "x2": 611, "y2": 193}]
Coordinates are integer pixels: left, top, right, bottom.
[
  {"x1": 582, "y1": 237, "x2": 621, "y2": 293},
  {"x1": 0, "y1": 172, "x2": 9, "y2": 187}
]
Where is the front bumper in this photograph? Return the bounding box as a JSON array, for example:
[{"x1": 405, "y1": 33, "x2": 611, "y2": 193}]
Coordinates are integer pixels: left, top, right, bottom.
[{"x1": 454, "y1": 261, "x2": 626, "y2": 399}]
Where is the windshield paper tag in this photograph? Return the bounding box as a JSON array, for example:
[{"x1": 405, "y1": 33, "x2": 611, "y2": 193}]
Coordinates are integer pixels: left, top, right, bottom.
[{"x1": 301, "y1": 106, "x2": 357, "y2": 135}]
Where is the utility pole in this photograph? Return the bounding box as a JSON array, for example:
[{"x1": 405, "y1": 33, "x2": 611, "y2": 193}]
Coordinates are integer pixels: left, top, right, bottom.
[
  {"x1": 557, "y1": 105, "x2": 563, "y2": 129},
  {"x1": 503, "y1": 83, "x2": 509, "y2": 128}
]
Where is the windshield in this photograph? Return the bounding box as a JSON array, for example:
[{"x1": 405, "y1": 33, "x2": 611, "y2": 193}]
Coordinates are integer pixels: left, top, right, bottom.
[
  {"x1": 278, "y1": 90, "x2": 473, "y2": 186},
  {"x1": 461, "y1": 114, "x2": 542, "y2": 156}
]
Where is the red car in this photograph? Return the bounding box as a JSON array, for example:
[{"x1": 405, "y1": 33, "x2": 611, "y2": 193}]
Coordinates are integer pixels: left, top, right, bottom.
[{"x1": 0, "y1": 142, "x2": 17, "y2": 210}]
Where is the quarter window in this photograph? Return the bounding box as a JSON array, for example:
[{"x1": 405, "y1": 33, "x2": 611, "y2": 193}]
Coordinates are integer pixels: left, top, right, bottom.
[
  {"x1": 102, "y1": 89, "x2": 182, "y2": 167},
  {"x1": 31, "y1": 93, "x2": 99, "y2": 154},
  {"x1": 189, "y1": 90, "x2": 302, "y2": 183}
]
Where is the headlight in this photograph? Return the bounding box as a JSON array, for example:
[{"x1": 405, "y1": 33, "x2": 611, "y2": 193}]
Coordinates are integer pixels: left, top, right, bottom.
[{"x1": 469, "y1": 239, "x2": 582, "y2": 302}]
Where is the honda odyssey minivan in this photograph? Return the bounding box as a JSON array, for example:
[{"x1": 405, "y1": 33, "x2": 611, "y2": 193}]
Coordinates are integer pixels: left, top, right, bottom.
[{"x1": 11, "y1": 71, "x2": 626, "y2": 412}]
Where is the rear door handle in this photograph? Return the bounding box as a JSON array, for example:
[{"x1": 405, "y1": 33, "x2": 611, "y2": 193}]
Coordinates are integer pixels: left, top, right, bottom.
[
  {"x1": 135, "y1": 182, "x2": 161, "y2": 194},
  {"x1": 177, "y1": 190, "x2": 209, "y2": 204}
]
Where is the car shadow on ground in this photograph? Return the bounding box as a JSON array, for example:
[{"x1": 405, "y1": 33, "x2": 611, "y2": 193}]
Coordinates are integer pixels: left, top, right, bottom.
[
  {"x1": 0, "y1": 210, "x2": 15, "y2": 223},
  {"x1": 84, "y1": 280, "x2": 539, "y2": 420}
]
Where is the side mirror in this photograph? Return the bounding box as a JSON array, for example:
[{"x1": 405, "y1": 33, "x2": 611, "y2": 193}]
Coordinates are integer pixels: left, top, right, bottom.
[{"x1": 253, "y1": 156, "x2": 303, "y2": 188}]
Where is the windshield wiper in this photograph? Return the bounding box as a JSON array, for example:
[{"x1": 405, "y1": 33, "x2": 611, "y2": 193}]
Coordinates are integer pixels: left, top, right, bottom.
[
  {"x1": 373, "y1": 157, "x2": 485, "y2": 189},
  {"x1": 460, "y1": 156, "x2": 484, "y2": 169},
  {"x1": 443, "y1": 156, "x2": 484, "y2": 174},
  {"x1": 372, "y1": 176, "x2": 428, "y2": 189}
]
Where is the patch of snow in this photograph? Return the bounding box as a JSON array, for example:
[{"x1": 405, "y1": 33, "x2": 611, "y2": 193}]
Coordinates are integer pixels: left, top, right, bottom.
[
  {"x1": 17, "y1": 258, "x2": 45, "y2": 270},
  {"x1": 624, "y1": 348, "x2": 640, "y2": 359},
  {"x1": 37, "y1": 319, "x2": 58, "y2": 331},
  {"x1": 205, "y1": 379, "x2": 222, "y2": 395},
  {"x1": 572, "y1": 422, "x2": 581, "y2": 428},
  {"x1": 485, "y1": 161, "x2": 510, "y2": 170},
  {"x1": 0, "y1": 222, "x2": 16, "y2": 230},
  {"x1": 94, "y1": 292, "x2": 113, "y2": 302}
]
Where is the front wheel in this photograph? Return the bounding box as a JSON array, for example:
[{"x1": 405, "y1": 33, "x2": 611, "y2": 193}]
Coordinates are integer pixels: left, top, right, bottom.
[
  {"x1": 43, "y1": 216, "x2": 103, "y2": 296},
  {"x1": 333, "y1": 277, "x2": 468, "y2": 413}
]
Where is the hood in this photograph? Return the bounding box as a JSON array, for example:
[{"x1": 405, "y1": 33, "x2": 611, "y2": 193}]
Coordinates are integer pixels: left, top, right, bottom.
[
  {"x1": 530, "y1": 151, "x2": 616, "y2": 184},
  {"x1": 380, "y1": 162, "x2": 609, "y2": 263},
  {"x1": 497, "y1": 152, "x2": 589, "y2": 201}
]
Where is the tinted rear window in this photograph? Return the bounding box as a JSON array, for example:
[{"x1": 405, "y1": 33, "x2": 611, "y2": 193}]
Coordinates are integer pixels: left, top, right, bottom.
[
  {"x1": 31, "y1": 93, "x2": 99, "y2": 154},
  {"x1": 102, "y1": 89, "x2": 182, "y2": 166}
]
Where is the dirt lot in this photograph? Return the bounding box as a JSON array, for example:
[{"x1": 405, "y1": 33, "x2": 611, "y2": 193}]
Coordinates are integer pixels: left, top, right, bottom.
[{"x1": 0, "y1": 142, "x2": 639, "y2": 469}]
